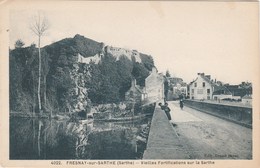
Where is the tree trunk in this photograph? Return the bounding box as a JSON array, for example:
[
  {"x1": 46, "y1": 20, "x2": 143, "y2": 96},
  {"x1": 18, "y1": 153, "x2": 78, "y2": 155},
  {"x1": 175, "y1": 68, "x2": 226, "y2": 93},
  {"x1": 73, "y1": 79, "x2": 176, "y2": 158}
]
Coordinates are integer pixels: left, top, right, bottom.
[
  {"x1": 38, "y1": 36, "x2": 42, "y2": 114},
  {"x1": 38, "y1": 120, "x2": 43, "y2": 157},
  {"x1": 32, "y1": 71, "x2": 35, "y2": 116},
  {"x1": 43, "y1": 75, "x2": 46, "y2": 111}
]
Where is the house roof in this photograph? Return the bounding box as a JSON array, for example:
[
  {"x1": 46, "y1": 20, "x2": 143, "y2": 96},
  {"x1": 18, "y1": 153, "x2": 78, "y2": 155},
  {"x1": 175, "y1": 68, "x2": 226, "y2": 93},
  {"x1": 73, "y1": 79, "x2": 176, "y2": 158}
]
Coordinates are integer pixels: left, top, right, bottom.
[
  {"x1": 135, "y1": 85, "x2": 145, "y2": 93},
  {"x1": 213, "y1": 85, "x2": 232, "y2": 95},
  {"x1": 242, "y1": 94, "x2": 252, "y2": 99},
  {"x1": 226, "y1": 86, "x2": 252, "y2": 97},
  {"x1": 201, "y1": 75, "x2": 213, "y2": 85},
  {"x1": 189, "y1": 74, "x2": 215, "y2": 87}
]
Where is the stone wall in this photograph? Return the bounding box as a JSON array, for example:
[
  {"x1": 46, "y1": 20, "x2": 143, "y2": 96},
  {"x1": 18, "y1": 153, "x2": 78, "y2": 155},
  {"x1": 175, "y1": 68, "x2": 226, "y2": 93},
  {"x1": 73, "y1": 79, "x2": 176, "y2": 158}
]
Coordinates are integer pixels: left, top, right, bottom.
[
  {"x1": 106, "y1": 46, "x2": 142, "y2": 63},
  {"x1": 77, "y1": 53, "x2": 101, "y2": 64},
  {"x1": 184, "y1": 100, "x2": 252, "y2": 128}
]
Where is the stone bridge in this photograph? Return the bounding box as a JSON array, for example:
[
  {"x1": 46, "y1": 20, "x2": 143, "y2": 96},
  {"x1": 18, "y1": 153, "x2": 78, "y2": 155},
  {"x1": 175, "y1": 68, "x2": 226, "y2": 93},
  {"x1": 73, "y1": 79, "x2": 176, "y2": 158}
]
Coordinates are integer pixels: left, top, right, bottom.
[{"x1": 143, "y1": 101, "x2": 252, "y2": 159}]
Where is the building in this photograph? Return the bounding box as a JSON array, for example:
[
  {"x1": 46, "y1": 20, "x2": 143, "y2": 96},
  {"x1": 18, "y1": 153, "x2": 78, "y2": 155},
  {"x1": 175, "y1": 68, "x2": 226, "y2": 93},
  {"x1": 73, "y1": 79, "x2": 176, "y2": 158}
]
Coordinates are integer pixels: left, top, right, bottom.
[
  {"x1": 165, "y1": 77, "x2": 187, "y2": 100},
  {"x1": 242, "y1": 94, "x2": 252, "y2": 105},
  {"x1": 225, "y1": 84, "x2": 252, "y2": 99},
  {"x1": 125, "y1": 79, "x2": 146, "y2": 103},
  {"x1": 167, "y1": 77, "x2": 183, "y2": 85},
  {"x1": 189, "y1": 73, "x2": 253, "y2": 101},
  {"x1": 189, "y1": 73, "x2": 214, "y2": 100},
  {"x1": 77, "y1": 53, "x2": 102, "y2": 64},
  {"x1": 212, "y1": 86, "x2": 233, "y2": 100},
  {"x1": 105, "y1": 46, "x2": 142, "y2": 62},
  {"x1": 144, "y1": 67, "x2": 165, "y2": 102},
  {"x1": 172, "y1": 83, "x2": 188, "y2": 98}
]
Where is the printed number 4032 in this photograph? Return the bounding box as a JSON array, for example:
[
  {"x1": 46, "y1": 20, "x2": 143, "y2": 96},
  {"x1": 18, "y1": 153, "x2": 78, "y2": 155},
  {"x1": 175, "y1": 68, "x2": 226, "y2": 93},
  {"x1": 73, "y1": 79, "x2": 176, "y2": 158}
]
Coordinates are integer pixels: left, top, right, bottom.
[{"x1": 51, "y1": 161, "x2": 62, "y2": 165}]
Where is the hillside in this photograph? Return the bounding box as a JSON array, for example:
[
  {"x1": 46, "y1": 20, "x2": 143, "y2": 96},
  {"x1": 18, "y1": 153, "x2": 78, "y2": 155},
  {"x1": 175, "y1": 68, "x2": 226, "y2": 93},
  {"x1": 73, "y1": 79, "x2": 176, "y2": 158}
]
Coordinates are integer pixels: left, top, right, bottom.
[{"x1": 9, "y1": 34, "x2": 155, "y2": 114}]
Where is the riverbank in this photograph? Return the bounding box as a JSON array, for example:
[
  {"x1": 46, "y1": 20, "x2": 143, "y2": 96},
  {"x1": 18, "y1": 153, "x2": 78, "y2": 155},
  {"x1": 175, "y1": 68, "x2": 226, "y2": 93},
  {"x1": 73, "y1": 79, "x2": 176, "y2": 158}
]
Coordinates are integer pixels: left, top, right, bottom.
[
  {"x1": 10, "y1": 111, "x2": 49, "y2": 118},
  {"x1": 10, "y1": 111, "x2": 152, "y2": 122},
  {"x1": 94, "y1": 113, "x2": 152, "y2": 122}
]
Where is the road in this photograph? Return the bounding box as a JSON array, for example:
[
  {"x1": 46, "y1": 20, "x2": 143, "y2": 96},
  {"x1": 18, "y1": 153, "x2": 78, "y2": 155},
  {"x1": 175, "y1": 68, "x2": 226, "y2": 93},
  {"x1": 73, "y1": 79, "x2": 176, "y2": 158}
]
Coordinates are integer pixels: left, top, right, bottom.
[{"x1": 167, "y1": 101, "x2": 252, "y2": 159}]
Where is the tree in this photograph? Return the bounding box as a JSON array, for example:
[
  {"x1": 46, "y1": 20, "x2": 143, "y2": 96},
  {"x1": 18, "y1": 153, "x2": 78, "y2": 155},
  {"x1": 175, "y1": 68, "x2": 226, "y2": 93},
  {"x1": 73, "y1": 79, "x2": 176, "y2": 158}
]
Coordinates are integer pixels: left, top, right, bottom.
[
  {"x1": 164, "y1": 77, "x2": 169, "y2": 100},
  {"x1": 30, "y1": 12, "x2": 49, "y2": 113},
  {"x1": 15, "y1": 39, "x2": 25, "y2": 49}
]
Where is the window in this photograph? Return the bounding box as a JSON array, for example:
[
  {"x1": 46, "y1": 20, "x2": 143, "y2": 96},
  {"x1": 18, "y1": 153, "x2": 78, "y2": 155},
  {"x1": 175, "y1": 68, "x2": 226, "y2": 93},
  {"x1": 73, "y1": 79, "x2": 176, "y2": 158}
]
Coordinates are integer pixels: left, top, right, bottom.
[
  {"x1": 191, "y1": 89, "x2": 194, "y2": 94},
  {"x1": 194, "y1": 83, "x2": 197, "y2": 87},
  {"x1": 207, "y1": 96, "x2": 210, "y2": 100},
  {"x1": 207, "y1": 89, "x2": 210, "y2": 94},
  {"x1": 203, "y1": 82, "x2": 205, "y2": 87}
]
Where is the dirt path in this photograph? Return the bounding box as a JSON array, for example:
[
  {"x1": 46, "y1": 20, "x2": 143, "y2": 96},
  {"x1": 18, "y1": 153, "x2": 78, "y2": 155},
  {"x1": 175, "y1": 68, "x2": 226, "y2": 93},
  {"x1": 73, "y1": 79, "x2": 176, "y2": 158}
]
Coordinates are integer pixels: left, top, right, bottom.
[{"x1": 168, "y1": 101, "x2": 252, "y2": 159}]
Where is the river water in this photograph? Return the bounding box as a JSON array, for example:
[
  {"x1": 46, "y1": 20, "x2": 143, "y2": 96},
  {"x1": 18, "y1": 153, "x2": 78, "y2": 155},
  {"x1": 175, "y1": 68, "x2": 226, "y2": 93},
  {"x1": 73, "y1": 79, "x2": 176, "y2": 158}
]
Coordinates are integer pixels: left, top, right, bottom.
[{"x1": 10, "y1": 117, "x2": 151, "y2": 160}]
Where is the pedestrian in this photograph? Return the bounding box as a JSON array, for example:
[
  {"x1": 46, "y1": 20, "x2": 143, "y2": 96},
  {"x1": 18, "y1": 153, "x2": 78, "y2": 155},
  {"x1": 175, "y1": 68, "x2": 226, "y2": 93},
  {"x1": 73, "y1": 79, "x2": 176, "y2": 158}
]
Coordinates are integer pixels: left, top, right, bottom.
[
  {"x1": 158, "y1": 102, "x2": 165, "y2": 110},
  {"x1": 164, "y1": 103, "x2": 171, "y2": 120},
  {"x1": 180, "y1": 99, "x2": 184, "y2": 110},
  {"x1": 159, "y1": 102, "x2": 171, "y2": 120}
]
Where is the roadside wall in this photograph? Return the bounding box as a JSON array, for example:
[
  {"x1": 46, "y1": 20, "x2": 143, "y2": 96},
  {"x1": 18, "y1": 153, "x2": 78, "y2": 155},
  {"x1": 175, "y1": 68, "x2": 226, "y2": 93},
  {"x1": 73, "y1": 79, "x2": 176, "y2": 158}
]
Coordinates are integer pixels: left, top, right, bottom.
[{"x1": 184, "y1": 100, "x2": 252, "y2": 128}]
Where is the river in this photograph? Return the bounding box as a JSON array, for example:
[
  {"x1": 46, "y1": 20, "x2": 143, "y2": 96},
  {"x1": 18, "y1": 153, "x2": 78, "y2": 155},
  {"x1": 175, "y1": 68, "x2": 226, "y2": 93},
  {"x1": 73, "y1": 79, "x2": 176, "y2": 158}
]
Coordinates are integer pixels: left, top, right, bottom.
[{"x1": 10, "y1": 117, "x2": 151, "y2": 160}]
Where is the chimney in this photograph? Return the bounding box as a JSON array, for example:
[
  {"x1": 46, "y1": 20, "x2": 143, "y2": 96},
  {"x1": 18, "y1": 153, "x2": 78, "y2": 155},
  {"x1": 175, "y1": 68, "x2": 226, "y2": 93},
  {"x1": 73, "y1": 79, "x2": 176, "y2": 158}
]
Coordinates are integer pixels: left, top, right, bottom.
[
  {"x1": 201, "y1": 73, "x2": 205, "y2": 76},
  {"x1": 197, "y1": 73, "x2": 200, "y2": 76}
]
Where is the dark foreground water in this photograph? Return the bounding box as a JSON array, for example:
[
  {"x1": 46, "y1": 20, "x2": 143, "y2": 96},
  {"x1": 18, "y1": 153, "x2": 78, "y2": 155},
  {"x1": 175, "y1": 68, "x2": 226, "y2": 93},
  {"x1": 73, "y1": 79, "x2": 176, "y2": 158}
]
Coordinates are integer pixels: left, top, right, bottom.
[{"x1": 10, "y1": 117, "x2": 151, "y2": 160}]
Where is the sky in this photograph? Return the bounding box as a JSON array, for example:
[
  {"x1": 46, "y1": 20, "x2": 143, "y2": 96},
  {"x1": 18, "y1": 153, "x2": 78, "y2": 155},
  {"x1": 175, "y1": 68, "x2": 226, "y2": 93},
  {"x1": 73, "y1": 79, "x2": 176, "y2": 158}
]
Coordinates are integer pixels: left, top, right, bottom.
[{"x1": 8, "y1": 1, "x2": 259, "y2": 85}]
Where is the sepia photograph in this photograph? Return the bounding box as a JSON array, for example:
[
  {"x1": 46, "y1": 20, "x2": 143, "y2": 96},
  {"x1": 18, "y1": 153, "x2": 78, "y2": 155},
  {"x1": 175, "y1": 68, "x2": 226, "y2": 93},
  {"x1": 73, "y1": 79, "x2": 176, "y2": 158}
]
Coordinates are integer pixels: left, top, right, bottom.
[{"x1": 0, "y1": 0, "x2": 259, "y2": 167}]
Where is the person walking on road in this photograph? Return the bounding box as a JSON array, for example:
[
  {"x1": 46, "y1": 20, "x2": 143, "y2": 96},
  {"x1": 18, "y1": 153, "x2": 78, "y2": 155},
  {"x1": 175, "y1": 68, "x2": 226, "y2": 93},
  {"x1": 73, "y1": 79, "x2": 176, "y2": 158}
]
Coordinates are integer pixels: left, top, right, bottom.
[{"x1": 180, "y1": 99, "x2": 184, "y2": 110}]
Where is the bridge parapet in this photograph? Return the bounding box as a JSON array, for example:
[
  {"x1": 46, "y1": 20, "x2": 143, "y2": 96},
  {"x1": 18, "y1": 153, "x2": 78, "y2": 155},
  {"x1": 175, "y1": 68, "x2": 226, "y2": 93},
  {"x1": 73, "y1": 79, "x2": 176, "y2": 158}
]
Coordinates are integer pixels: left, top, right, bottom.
[
  {"x1": 143, "y1": 105, "x2": 190, "y2": 159},
  {"x1": 184, "y1": 100, "x2": 252, "y2": 128}
]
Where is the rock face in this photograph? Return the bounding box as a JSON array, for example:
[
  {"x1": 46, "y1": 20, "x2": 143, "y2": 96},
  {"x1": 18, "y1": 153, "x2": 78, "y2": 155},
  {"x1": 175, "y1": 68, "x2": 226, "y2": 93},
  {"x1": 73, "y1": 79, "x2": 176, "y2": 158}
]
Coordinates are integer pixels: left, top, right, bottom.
[{"x1": 68, "y1": 63, "x2": 91, "y2": 113}]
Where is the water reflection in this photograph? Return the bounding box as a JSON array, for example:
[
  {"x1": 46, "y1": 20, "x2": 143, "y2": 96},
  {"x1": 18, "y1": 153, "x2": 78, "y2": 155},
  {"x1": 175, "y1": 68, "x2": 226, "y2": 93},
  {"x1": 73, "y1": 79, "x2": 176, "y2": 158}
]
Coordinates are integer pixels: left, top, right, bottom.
[{"x1": 10, "y1": 117, "x2": 151, "y2": 160}]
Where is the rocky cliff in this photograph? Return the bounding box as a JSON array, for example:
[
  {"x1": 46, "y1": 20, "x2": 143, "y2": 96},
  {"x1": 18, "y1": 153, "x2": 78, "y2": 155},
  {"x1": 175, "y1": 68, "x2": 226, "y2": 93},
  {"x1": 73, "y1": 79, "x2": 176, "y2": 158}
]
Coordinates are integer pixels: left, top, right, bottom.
[{"x1": 9, "y1": 34, "x2": 155, "y2": 114}]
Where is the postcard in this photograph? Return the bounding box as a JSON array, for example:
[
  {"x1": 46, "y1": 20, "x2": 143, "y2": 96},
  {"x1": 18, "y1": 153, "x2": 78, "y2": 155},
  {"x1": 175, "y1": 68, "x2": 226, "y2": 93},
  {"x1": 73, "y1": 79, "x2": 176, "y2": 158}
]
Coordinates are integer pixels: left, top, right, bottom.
[{"x1": 0, "y1": 0, "x2": 259, "y2": 168}]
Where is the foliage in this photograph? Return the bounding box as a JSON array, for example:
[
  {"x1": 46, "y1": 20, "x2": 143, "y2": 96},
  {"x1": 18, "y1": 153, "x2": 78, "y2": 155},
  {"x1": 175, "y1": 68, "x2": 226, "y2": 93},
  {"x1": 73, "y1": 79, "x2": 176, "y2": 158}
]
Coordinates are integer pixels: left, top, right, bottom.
[
  {"x1": 132, "y1": 62, "x2": 149, "y2": 86},
  {"x1": 165, "y1": 70, "x2": 171, "y2": 77},
  {"x1": 15, "y1": 39, "x2": 25, "y2": 49},
  {"x1": 164, "y1": 77, "x2": 169, "y2": 99},
  {"x1": 139, "y1": 53, "x2": 154, "y2": 71}
]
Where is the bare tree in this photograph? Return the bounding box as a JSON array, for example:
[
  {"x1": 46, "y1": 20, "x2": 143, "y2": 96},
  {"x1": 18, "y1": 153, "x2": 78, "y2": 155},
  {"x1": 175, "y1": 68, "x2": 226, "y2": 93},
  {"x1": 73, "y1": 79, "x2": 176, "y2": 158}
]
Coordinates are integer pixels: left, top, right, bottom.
[{"x1": 30, "y1": 12, "x2": 49, "y2": 114}]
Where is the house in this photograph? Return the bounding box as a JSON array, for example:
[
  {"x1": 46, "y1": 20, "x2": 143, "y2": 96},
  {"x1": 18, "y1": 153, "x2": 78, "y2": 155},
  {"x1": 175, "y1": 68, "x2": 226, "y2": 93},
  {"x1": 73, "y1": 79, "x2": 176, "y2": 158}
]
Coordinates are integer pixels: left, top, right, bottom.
[
  {"x1": 225, "y1": 84, "x2": 252, "y2": 99},
  {"x1": 165, "y1": 77, "x2": 188, "y2": 100},
  {"x1": 212, "y1": 85, "x2": 233, "y2": 100},
  {"x1": 189, "y1": 73, "x2": 252, "y2": 101},
  {"x1": 144, "y1": 67, "x2": 165, "y2": 102},
  {"x1": 125, "y1": 79, "x2": 146, "y2": 103},
  {"x1": 189, "y1": 73, "x2": 214, "y2": 100},
  {"x1": 167, "y1": 77, "x2": 183, "y2": 85},
  {"x1": 172, "y1": 83, "x2": 188, "y2": 98},
  {"x1": 189, "y1": 73, "x2": 235, "y2": 100},
  {"x1": 242, "y1": 94, "x2": 252, "y2": 105}
]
